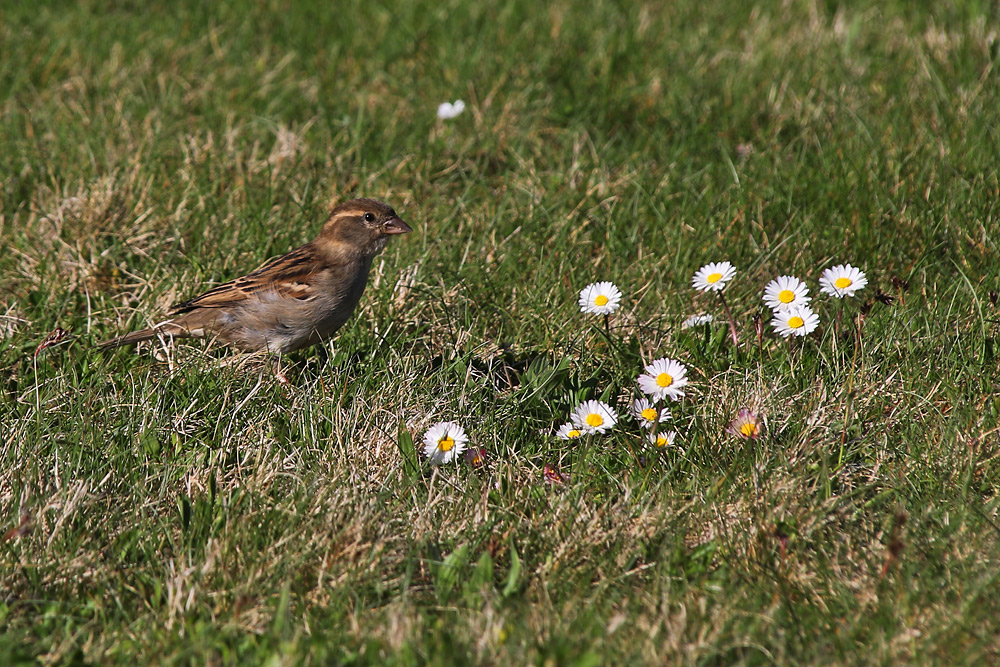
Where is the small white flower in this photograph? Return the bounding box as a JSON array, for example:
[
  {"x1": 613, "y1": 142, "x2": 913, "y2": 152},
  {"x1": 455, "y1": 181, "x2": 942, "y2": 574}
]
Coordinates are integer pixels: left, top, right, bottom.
[
  {"x1": 691, "y1": 261, "x2": 736, "y2": 292},
  {"x1": 630, "y1": 398, "x2": 670, "y2": 429},
  {"x1": 681, "y1": 313, "x2": 714, "y2": 329},
  {"x1": 762, "y1": 275, "x2": 811, "y2": 311},
  {"x1": 770, "y1": 304, "x2": 820, "y2": 338},
  {"x1": 637, "y1": 358, "x2": 689, "y2": 402},
  {"x1": 556, "y1": 422, "x2": 584, "y2": 440},
  {"x1": 570, "y1": 400, "x2": 618, "y2": 434},
  {"x1": 578, "y1": 282, "x2": 622, "y2": 315},
  {"x1": 819, "y1": 263, "x2": 868, "y2": 298},
  {"x1": 436, "y1": 100, "x2": 466, "y2": 119},
  {"x1": 646, "y1": 431, "x2": 677, "y2": 450},
  {"x1": 422, "y1": 421, "x2": 468, "y2": 465}
]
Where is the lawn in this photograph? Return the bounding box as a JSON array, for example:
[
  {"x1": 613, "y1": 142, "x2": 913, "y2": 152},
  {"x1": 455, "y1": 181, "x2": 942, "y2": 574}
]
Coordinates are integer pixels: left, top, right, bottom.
[{"x1": 1, "y1": 0, "x2": 999, "y2": 664}]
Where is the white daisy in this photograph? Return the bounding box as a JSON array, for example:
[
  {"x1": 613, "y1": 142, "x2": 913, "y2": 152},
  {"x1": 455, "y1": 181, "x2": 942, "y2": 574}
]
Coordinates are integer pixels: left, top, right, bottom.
[
  {"x1": 570, "y1": 400, "x2": 618, "y2": 434},
  {"x1": 818, "y1": 263, "x2": 868, "y2": 298},
  {"x1": 637, "y1": 358, "x2": 689, "y2": 401},
  {"x1": 422, "y1": 421, "x2": 468, "y2": 465},
  {"x1": 762, "y1": 275, "x2": 811, "y2": 311},
  {"x1": 556, "y1": 422, "x2": 584, "y2": 440},
  {"x1": 691, "y1": 261, "x2": 736, "y2": 292},
  {"x1": 436, "y1": 100, "x2": 466, "y2": 119},
  {"x1": 681, "y1": 313, "x2": 714, "y2": 329},
  {"x1": 646, "y1": 431, "x2": 677, "y2": 450},
  {"x1": 578, "y1": 282, "x2": 622, "y2": 315},
  {"x1": 770, "y1": 304, "x2": 820, "y2": 338},
  {"x1": 630, "y1": 398, "x2": 671, "y2": 429}
]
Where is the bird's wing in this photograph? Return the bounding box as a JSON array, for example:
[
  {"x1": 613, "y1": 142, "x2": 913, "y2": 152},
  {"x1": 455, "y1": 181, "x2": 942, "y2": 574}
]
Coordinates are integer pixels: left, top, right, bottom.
[{"x1": 169, "y1": 244, "x2": 322, "y2": 314}]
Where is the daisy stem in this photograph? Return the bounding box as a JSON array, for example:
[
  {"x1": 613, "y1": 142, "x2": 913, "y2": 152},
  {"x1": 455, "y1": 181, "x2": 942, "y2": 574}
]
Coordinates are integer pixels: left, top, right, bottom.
[
  {"x1": 718, "y1": 292, "x2": 739, "y2": 347},
  {"x1": 604, "y1": 313, "x2": 611, "y2": 338}
]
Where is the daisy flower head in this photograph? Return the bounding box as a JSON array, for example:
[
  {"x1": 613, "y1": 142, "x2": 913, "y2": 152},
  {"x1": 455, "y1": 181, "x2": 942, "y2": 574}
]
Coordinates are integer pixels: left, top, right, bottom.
[
  {"x1": 646, "y1": 430, "x2": 677, "y2": 450},
  {"x1": 570, "y1": 400, "x2": 618, "y2": 434},
  {"x1": 726, "y1": 409, "x2": 763, "y2": 439},
  {"x1": 637, "y1": 358, "x2": 689, "y2": 401},
  {"x1": 436, "y1": 100, "x2": 466, "y2": 119},
  {"x1": 422, "y1": 421, "x2": 468, "y2": 465},
  {"x1": 462, "y1": 447, "x2": 488, "y2": 468},
  {"x1": 578, "y1": 281, "x2": 622, "y2": 315},
  {"x1": 762, "y1": 275, "x2": 811, "y2": 311},
  {"x1": 819, "y1": 263, "x2": 868, "y2": 298},
  {"x1": 630, "y1": 398, "x2": 671, "y2": 429},
  {"x1": 692, "y1": 261, "x2": 736, "y2": 292},
  {"x1": 681, "y1": 313, "x2": 714, "y2": 329},
  {"x1": 543, "y1": 463, "x2": 569, "y2": 485},
  {"x1": 556, "y1": 422, "x2": 584, "y2": 441},
  {"x1": 770, "y1": 304, "x2": 820, "y2": 338}
]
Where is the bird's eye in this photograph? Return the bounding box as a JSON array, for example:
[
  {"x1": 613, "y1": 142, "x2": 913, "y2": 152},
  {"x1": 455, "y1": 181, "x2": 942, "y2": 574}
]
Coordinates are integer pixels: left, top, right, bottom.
[{"x1": 364, "y1": 212, "x2": 375, "y2": 222}]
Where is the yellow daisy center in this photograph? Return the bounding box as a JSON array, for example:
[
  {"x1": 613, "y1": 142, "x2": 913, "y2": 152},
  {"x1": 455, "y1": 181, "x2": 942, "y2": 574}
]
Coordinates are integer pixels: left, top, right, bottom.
[
  {"x1": 788, "y1": 316, "x2": 805, "y2": 329},
  {"x1": 641, "y1": 407, "x2": 658, "y2": 421},
  {"x1": 567, "y1": 429, "x2": 581, "y2": 438},
  {"x1": 706, "y1": 272, "x2": 723, "y2": 284},
  {"x1": 586, "y1": 413, "x2": 604, "y2": 427},
  {"x1": 740, "y1": 422, "x2": 758, "y2": 437},
  {"x1": 655, "y1": 436, "x2": 668, "y2": 447},
  {"x1": 595, "y1": 294, "x2": 609, "y2": 306},
  {"x1": 778, "y1": 289, "x2": 795, "y2": 303},
  {"x1": 656, "y1": 372, "x2": 673, "y2": 388},
  {"x1": 834, "y1": 276, "x2": 852, "y2": 289},
  {"x1": 438, "y1": 436, "x2": 455, "y2": 452}
]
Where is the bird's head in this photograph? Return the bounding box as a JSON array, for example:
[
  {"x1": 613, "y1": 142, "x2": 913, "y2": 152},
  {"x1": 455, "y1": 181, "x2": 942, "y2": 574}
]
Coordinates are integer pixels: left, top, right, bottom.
[{"x1": 319, "y1": 198, "x2": 412, "y2": 258}]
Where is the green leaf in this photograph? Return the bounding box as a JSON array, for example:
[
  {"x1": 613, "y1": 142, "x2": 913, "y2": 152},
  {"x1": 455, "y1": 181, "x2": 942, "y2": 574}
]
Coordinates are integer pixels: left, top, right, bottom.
[
  {"x1": 502, "y1": 540, "x2": 522, "y2": 598},
  {"x1": 396, "y1": 423, "x2": 420, "y2": 482},
  {"x1": 436, "y1": 543, "x2": 470, "y2": 599}
]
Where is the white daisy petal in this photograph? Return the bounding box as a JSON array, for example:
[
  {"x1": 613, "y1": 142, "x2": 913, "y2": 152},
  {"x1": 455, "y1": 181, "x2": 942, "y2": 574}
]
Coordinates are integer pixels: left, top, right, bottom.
[
  {"x1": 578, "y1": 281, "x2": 623, "y2": 315},
  {"x1": 646, "y1": 430, "x2": 677, "y2": 450},
  {"x1": 556, "y1": 422, "x2": 584, "y2": 440},
  {"x1": 636, "y1": 358, "x2": 689, "y2": 402},
  {"x1": 769, "y1": 304, "x2": 820, "y2": 338},
  {"x1": 630, "y1": 398, "x2": 671, "y2": 428},
  {"x1": 436, "y1": 100, "x2": 466, "y2": 119},
  {"x1": 422, "y1": 421, "x2": 469, "y2": 465},
  {"x1": 762, "y1": 275, "x2": 811, "y2": 311},
  {"x1": 681, "y1": 313, "x2": 714, "y2": 329},
  {"x1": 691, "y1": 261, "x2": 736, "y2": 292},
  {"x1": 818, "y1": 263, "x2": 868, "y2": 298},
  {"x1": 570, "y1": 399, "x2": 618, "y2": 434}
]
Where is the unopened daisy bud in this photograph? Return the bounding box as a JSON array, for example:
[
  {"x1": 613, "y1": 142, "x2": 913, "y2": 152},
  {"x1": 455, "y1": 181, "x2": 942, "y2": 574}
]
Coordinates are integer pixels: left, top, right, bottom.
[
  {"x1": 726, "y1": 409, "x2": 763, "y2": 439},
  {"x1": 462, "y1": 447, "x2": 488, "y2": 468}
]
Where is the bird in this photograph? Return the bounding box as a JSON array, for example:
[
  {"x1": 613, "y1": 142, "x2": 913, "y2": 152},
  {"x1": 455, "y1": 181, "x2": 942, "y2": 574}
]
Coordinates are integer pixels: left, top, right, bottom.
[{"x1": 99, "y1": 197, "x2": 412, "y2": 356}]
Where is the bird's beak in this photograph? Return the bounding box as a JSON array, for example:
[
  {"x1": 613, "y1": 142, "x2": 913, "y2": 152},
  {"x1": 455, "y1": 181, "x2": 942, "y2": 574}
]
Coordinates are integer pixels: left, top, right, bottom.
[{"x1": 383, "y1": 217, "x2": 413, "y2": 235}]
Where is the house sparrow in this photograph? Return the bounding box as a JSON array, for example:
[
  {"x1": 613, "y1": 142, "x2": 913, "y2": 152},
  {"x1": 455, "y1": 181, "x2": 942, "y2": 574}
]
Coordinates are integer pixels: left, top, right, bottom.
[{"x1": 99, "y1": 198, "x2": 411, "y2": 354}]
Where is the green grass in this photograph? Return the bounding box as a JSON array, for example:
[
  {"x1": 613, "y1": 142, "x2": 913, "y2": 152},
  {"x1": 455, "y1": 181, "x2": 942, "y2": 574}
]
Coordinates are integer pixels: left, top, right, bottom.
[{"x1": 2, "y1": 0, "x2": 999, "y2": 663}]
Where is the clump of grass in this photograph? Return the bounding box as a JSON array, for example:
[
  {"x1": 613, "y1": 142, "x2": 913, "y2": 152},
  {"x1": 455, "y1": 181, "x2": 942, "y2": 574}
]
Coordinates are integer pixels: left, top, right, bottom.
[{"x1": 2, "y1": 1, "x2": 999, "y2": 664}]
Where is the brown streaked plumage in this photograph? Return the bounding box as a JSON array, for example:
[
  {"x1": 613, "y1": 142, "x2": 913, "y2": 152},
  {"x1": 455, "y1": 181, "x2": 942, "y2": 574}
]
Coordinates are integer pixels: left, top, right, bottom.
[{"x1": 99, "y1": 198, "x2": 411, "y2": 354}]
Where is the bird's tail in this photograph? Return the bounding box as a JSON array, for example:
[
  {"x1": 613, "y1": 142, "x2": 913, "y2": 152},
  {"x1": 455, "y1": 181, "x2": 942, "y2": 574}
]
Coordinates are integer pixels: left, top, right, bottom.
[{"x1": 97, "y1": 325, "x2": 188, "y2": 349}]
